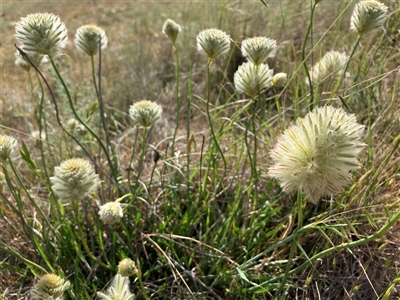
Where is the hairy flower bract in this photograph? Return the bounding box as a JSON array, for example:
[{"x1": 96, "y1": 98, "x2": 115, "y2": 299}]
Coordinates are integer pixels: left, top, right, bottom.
[{"x1": 197, "y1": 28, "x2": 230, "y2": 59}]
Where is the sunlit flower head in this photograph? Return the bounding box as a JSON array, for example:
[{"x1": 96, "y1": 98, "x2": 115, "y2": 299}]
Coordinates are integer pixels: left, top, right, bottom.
[
  {"x1": 234, "y1": 62, "x2": 273, "y2": 98},
  {"x1": 99, "y1": 200, "x2": 123, "y2": 225},
  {"x1": 350, "y1": 0, "x2": 388, "y2": 36},
  {"x1": 15, "y1": 48, "x2": 47, "y2": 72},
  {"x1": 129, "y1": 100, "x2": 162, "y2": 128},
  {"x1": 241, "y1": 37, "x2": 277, "y2": 65},
  {"x1": 118, "y1": 258, "x2": 138, "y2": 277},
  {"x1": 0, "y1": 134, "x2": 17, "y2": 161},
  {"x1": 74, "y1": 24, "x2": 108, "y2": 56},
  {"x1": 272, "y1": 72, "x2": 288, "y2": 88},
  {"x1": 162, "y1": 19, "x2": 181, "y2": 42},
  {"x1": 97, "y1": 274, "x2": 134, "y2": 300},
  {"x1": 50, "y1": 158, "x2": 100, "y2": 201},
  {"x1": 30, "y1": 274, "x2": 71, "y2": 300},
  {"x1": 268, "y1": 106, "x2": 365, "y2": 203},
  {"x1": 197, "y1": 28, "x2": 231, "y2": 59},
  {"x1": 15, "y1": 12, "x2": 68, "y2": 58}
]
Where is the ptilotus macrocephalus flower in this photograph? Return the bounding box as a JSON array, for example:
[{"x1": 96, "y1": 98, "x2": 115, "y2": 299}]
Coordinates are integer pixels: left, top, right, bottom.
[
  {"x1": 129, "y1": 100, "x2": 162, "y2": 128},
  {"x1": 241, "y1": 37, "x2": 277, "y2": 66},
  {"x1": 197, "y1": 28, "x2": 230, "y2": 59},
  {"x1": 350, "y1": 0, "x2": 388, "y2": 36},
  {"x1": 74, "y1": 24, "x2": 108, "y2": 56},
  {"x1": 162, "y1": 19, "x2": 181, "y2": 42},
  {"x1": 30, "y1": 274, "x2": 71, "y2": 300},
  {"x1": 234, "y1": 61, "x2": 273, "y2": 98},
  {"x1": 98, "y1": 199, "x2": 123, "y2": 225},
  {"x1": 0, "y1": 134, "x2": 17, "y2": 161},
  {"x1": 97, "y1": 274, "x2": 134, "y2": 300}
]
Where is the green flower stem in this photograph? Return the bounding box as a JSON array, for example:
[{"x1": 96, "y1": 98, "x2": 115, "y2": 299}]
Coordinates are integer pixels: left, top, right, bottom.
[
  {"x1": 171, "y1": 41, "x2": 181, "y2": 156},
  {"x1": 186, "y1": 65, "x2": 193, "y2": 199},
  {"x1": 128, "y1": 126, "x2": 140, "y2": 192}
]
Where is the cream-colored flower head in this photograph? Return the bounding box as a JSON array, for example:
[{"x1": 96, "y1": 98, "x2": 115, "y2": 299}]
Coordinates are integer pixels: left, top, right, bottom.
[
  {"x1": 15, "y1": 48, "x2": 47, "y2": 72},
  {"x1": 162, "y1": 19, "x2": 181, "y2": 42},
  {"x1": 0, "y1": 134, "x2": 17, "y2": 161},
  {"x1": 15, "y1": 13, "x2": 68, "y2": 58},
  {"x1": 308, "y1": 50, "x2": 348, "y2": 87},
  {"x1": 118, "y1": 258, "x2": 138, "y2": 277},
  {"x1": 75, "y1": 24, "x2": 108, "y2": 56},
  {"x1": 197, "y1": 28, "x2": 231, "y2": 59},
  {"x1": 241, "y1": 37, "x2": 277, "y2": 65},
  {"x1": 129, "y1": 100, "x2": 162, "y2": 128},
  {"x1": 234, "y1": 62, "x2": 273, "y2": 98},
  {"x1": 350, "y1": 0, "x2": 388, "y2": 36},
  {"x1": 50, "y1": 158, "x2": 100, "y2": 201},
  {"x1": 97, "y1": 274, "x2": 134, "y2": 300},
  {"x1": 30, "y1": 274, "x2": 71, "y2": 300},
  {"x1": 99, "y1": 200, "x2": 123, "y2": 225},
  {"x1": 272, "y1": 72, "x2": 288, "y2": 88},
  {"x1": 268, "y1": 106, "x2": 365, "y2": 203}
]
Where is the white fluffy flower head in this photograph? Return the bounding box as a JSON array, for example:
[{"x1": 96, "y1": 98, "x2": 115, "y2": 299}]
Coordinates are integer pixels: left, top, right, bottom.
[
  {"x1": 268, "y1": 106, "x2": 365, "y2": 203},
  {"x1": 162, "y1": 19, "x2": 181, "y2": 42},
  {"x1": 0, "y1": 134, "x2": 17, "y2": 161},
  {"x1": 75, "y1": 24, "x2": 108, "y2": 56},
  {"x1": 30, "y1": 274, "x2": 71, "y2": 300},
  {"x1": 241, "y1": 37, "x2": 277, "y2": 65},
  {"x1": 350, "y1": 0, "x2": 388, "y2": 36},
  {"x1": 97, "y1": 274, "x2": 134, "y2": 300},
  {"x1": 99, "y1": 200, "x2": 123, "y2": 225},
  {"x1": 50, "y1": 158, "x2": 99, "y2": 201},
  {"x1": 118, "y1": 258, "x2": 138, "y2": 277},
  {"x1": 197, "y1": 28, "x2": 230, "y2": 59},
  {"x1": 129, "y1": 100, "x2": 162, "y2": 128},
  {"x1": 234, "y1": 62, "x2": 273, "y2": 98},
  {"x1": 15, "y1": 12, "x2": 68, "y2": 58}
]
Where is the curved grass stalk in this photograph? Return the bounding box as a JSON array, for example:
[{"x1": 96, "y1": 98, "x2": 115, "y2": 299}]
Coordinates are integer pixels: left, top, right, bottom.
[{"x1": 171, "y1": 41, "x2": 181, "y2": 156}]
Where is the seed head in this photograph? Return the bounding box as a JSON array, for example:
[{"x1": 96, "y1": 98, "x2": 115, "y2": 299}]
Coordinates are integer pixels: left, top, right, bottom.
[
  {"x1": 234, "y1": 62, "x2": 273, "y2": 98},
  {"x1": 162, "y1": 19, "x2": 181, "y2": 42},
  {"x1": 97, "y1": 274, "x2": 134, "y2": 300},
  {"x1": 74, "y1": 24, "x2": 108, "y2": 56},
  {"x1": 30, "y1": 274, "x2": 71, "y2": 300},
  {"x1": 0, "y1": 134, "x2": 17, "y2": 161},
  {"x1": 350, "y1": 0, "x2": 388, "y2": 36},
  {"x1": 118, "y1": 258, "x2": 138, "y2": 277},
  {"x1": 197, "y1": 28, "x2": 230, "y2": 59},
  {"x1": 129, "y1": 100, "x2": 162, "y2": 128},
  {"x1": 241, "y1": 37, "x2": 277, "y2": 65},
  {"x1": 268, "y1": 106, "x2": 365, "y2": 203},
  {"x1": 50, "y1": 158, "x2": 100, "y2": 201},
  {"x1": 99, "y1": 200, "x2": 123, "y2": 225},
  {"x1": 15, "y1": 13, "x2": 68, "y2": 58}
]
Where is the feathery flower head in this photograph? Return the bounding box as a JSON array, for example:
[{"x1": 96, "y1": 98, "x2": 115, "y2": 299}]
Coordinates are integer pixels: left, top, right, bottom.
[
  {"x1": 15, "y1": 13, "x2": 68, "y2": 58},
  {"x1": 97, "y1": 274, "x2": 134, "y2": 300},
  {"x1": 50, "y1": 158, "x2": 99, "y2": 201},
  {"x1": 308, "y1": 50, "x2": 348, "y2": 87},
  {"x1": 350, "y1": 0, "x2": 388, "y2": 36},
  {"x1": 99, "y1": 200, "x2": 123, "y2": 225},
  {"x1": 0, "y1": 134, "x2": 17, "y2": 161},
  {"x1": 241, "y1": 37, "x2": 277, "y2": 65},
  {"x1": 30, "y1": 274, "x2": 71, "y2": 300},
  {"x1": 129, "y1": 100, "x2": 162, "y2": 128},
  {"x1": 272, "y1": 72, "x2": 288, "y2": 88},
  {"x1": 15, "y1": 48, "x2": 47, "y2": 72},
  {"x1": 162, "y1": 19, "x2": 181, "y2": 42},
  {"x1": 118, "y1": 258, "x2": 138, "y2": 277},
  {"x1": 74, "y1": 24, "x2": 108, "y2": 56},
  {"x1": 268, "y1": 106, "x2": 365, "y2": 203},
  {"x1": 234, "y1": 62, "x2": 273, "y2": 98},
  {"x1": 197, "y1": 28, "x2": 230, "y2": 59}
]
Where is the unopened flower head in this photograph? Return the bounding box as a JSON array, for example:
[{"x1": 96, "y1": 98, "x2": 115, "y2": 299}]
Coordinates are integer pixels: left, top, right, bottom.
[
  {"x1": 162, "y1": 19, "x2": 181, "y2": 42},
  {"x1": 129, "y1": 100, "x2": 162, "y2": 128},
  {"x1": 15, "y1": 13, "x2": 68, "y2": 58},
  {"x1": 15, "y1": 48, "x2": 47, "y2": 72},
  {"x1": 99, "y1": 200, "x2": 123, "y2": 225},
  {"x1": 268, "y1": 106, "x2": 365, "y2": 203},
  {"x1": 350, "y1": 0, "x2": 388, "y2": 36},
  {"x1": 234, "y1": 62, "x2": 273, "y2": 98},
  {"x1": 50, "y1": 158, "x2": 99, "y2": 201},
  {"x1": 308, "y1": 51, "x2": 348, "y2": 86},
  {"x1": 0, "y1": 134, "x2": 17, "y2": 161},
  {"x1": 97, "y1": 274, "x2": 134, "y2": 300},
  {"x1": 197, "y1": 28, "x2": 230, "y2": 59},
  {"x1": 75, "y1": 24, "x2": 108, "y2": 56},
  {"x1": 30, "y1": 274, "x2": 71, "y2": 300},
  {"x1": 118, "y1": 258, "x2": 138, "y2": 277},
  {"x1": 241, "y1": 37, "x2": 277, "y2": 65},
  {"x1": 272, "y1": 72, "x2": 288, "y2": 88}
]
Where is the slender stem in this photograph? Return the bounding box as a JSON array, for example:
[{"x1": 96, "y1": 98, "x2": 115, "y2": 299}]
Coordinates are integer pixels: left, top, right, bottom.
[
  {"x1": 171, "y1": 42, "x2": 181, "y2": 156},
  {"x1": 186, "y1": 65, "x2": 192, "y2": 199}
]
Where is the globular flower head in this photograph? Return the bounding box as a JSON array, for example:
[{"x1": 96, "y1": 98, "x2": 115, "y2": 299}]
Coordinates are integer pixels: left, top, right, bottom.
[
  {"x1": 162, "y1": 19, "x2": 181, "y2": 42},
  {"x1": 97, "y1": 274, "x2": 134, "y2": 300},
  {"x1": 268, "y1": 106, "x2": 365, "y2": 203},
  {"x1": 118, "y1": 258, "x2": 138, "y2": 277},
  {"x1": 30, "y1": 274, "x2": 71, "y2": 300},
  {"x1": 129, "y1": 100, "x2": 162, "y2": 128},
  {"x1": 350, "y1": 0, "x2": 388, "y2": 36},
  {"x1": 50, "y1": 158, "x2": 100, "y2": 201},
  {"x1": 197, "y1": 28, "x2": 231, "y2": 59},
  {"x1": 0, "y1": 134, "x2": 17, "y2": 161},
  {"x1": 308, "y1": 50, "x2": 348, "y2": 87},
  {"x1": 74, "y1": 24, "x2": 108, "y2": 56},
  {"x1": 272, "y1": 72, "x2": 288, "y2": 88},
  {"x1": 234, "y1": 62, "x2": 273, "y2": 98},
  {"x1": 241, "y1": 37, "x2": 277, "y2": 65},
  {"x1": 99, "y1": 200, "x2": 123, "y2": 225},
  {"x1": 15, "y1": 12, "x2": 68, "y2": 58},
  {"x1": 15, "y1": 48, "x2": 47, "y2": 72}
]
